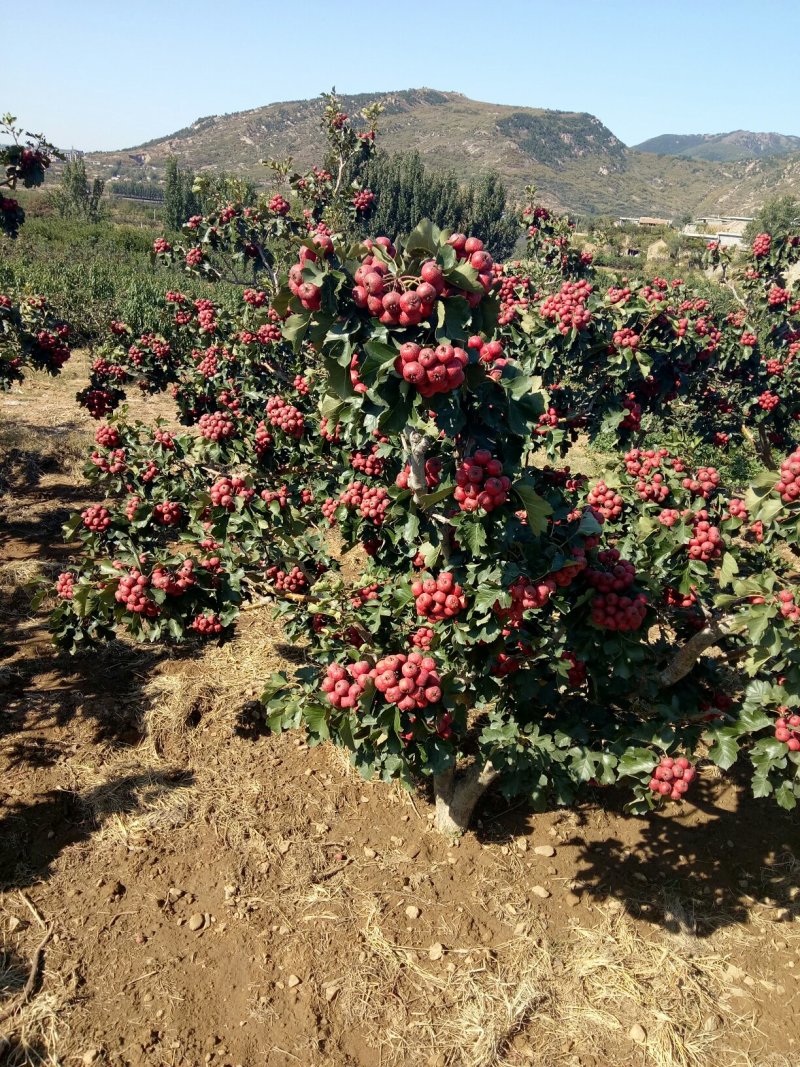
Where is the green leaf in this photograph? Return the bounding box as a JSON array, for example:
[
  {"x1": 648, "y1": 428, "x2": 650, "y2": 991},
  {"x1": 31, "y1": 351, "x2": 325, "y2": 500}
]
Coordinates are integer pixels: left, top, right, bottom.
[
  {"x1": 417, "y1": 484, "x2": 454, "y2": 509},
  {"x1": 404, "y1": 219, "x2": 441, "y2": 255},
  {"x1": 461, "y1": 521, "x2": 487, "y2": 556},
  {"x1": 707, "y1": 731, "x2": 739, "y2": 770},
  {"x1": 304, "y1": 703, "x2": 330, "y2": 741},
  {"x1": 512, "y1": 481, "x2": 553, "y2": 536},
  {"x1": 719, "y1": 552, "x2": 739, "y2": 589},
  {"x1": 361, "y1": 339, "x2": 399, "y2": 386}
]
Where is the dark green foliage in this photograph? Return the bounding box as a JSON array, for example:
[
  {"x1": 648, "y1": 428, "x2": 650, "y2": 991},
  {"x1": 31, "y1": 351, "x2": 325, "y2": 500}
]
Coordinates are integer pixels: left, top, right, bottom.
[
  {"x1": 744, "y1": 196, "x2": 800, "y2": 243},
  {"x1": 355, "y1": 151, "x2": 519, "y2": 259},
  {"x1": 163, "y1": 157, "x2": 200, "y2": 232},
  {"x1": 51, "y1": 158, "x2": 105, "y2": 222}
]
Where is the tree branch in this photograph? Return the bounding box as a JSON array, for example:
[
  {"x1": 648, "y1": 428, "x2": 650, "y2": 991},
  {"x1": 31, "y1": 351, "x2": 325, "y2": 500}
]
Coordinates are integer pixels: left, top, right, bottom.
[{"x1": 658, "y1": 615, "x2": 739, "y2": 688}]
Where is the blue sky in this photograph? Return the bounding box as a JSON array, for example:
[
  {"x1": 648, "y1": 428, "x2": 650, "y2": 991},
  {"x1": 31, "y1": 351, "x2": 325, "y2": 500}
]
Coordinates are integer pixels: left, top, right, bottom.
[{"x1": 3, "y1": 0, "x2": 798, "y2": 151}]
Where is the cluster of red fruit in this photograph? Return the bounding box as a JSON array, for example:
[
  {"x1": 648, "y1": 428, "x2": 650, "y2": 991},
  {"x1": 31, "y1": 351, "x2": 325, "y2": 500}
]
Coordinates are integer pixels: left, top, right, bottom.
[
  {"x1": 586, "y1": 481, "x2": 624, "y2": 521},
  {"x1": 266, "y1": 395, "x2": 305, "y2": 438},
  {"x1": 151, "y1": 559, "x2": 196, "y2": 595},
  {"x1": 115, "y1": 570, "x2": 159, "y2": 617},
  {"x1": 351, "y1": 447, "x2": 384, "y2": 477},
  {"x1": 454, "y1": 451, "x2": 510, "y2": 513},
  {"x1": 265, "y1": 565, "x2": 307, "y2": 594},
  {"x1": 82, "y1": 505, "x2": 111, "y2": 533},
  {"x1": 154, "y1": 429, "x2": 175, "y2": 449},
  {"x1": 396, "y1": 457, "x2": 442, "y2": 491},
  {"x1": 658, "y1": 508, "x2": 681, "y2": 527},
  {"x1": 260, "y1": 485, "x2": 289, "y2": 509},
  {"x1": 293, "y1": 374, "x2": 310, "y2": 396},
  {"x1": 81, "y1": 388, "x2": 118, "y2": 419},
  {"x1": 561, "y1": 650, "x2": 587, "y2": 687},
  {"x1": 620, "y1": 394, "x2": 642, "y2": 431},
  {"x1": 243, "y1": 288, "x2": 268, "y2": 307},
  {"x1": 198, "y1": 411, "x2": 236, "y2": 442},
  {"x1": 209, "y1": 476, "x2": 253, "y2": 510},
  {"x1": 373, "y1": 652, "x2": 442, "y2": 711},
  {"x1": 352, "y1": 189, "x2": 375, "y2": 213},
  {"x1": 590, "y1": 590, "x2": 648, "y2": 632},
  {"x1": 682, "y1": 467, "x2": 720, "y2": 499},
  {"x1": 185, "y1": 247, "x2": 204, "y2": 267},
  {"x1": 254, "y1": 422, "x2": 274, "y2": 458},
  {"x1": 411, "y1": 626, "x2": 435, "y2": 650},
  {"x1": 586, "y1": 549, "x2": 636, "y2": 593},
  {"x1": 774, "y1": 450, "x2": 800, "y2": 502},
  {"x1": 726, "y1": 498, "x2": 749, "y2": 521},
  {"x1": 394, "y1": 342, "x2": 468, "y2": 397},
  {"x1": 648, "y1": 755, "x2": 696, "y2": 799},
  {"x1": 321, "y1": 661, "x2": 373, "y2": 710},
  {"x1": 757, "y1": 391, "x2": 780, "y2": 411},
  {"x1": 751, "y1": 233, "x2": 771, "y2": 258},
  {"x1": 635, "y1": 471, "x2": 670, "y2": 504},
  {"x1": 190, "y1": 612, "x2": 223, "y2": 635},
  {"x1": 153, "y1": 238, "x2": 171, "y2": 255},
  {"x1": 33, "y1": 328, "x2": 71, "y2": 370},
  {"x1": 495, "y1": 575, "x2": 556, "y2": 627},
  {"x1": 153, "y1": 501, "x2": 183, "y2": 526},
  {"x1": 493, "y1": 267, "x2": 532, "y2": 325},
  {"x1": 320, "y1": 418, "x2": 341, "y2": 443},
  {"x1": 90, "y1": 448, "x2": 126, "y2": 475},
  {"x1": 612, "y1": 327, "x2": 640, "y2": 350},
  {"x1": 412, "y1": 573, "x2": 467, "y2": 621},
  {"x1": 774, "y1": 708, "x2": 800, "y2": 750},
  {"x1": 776, "y1": 589, "x2": 800, "y2": 623},
  {"x1": 268, "y1": 194, "x2": 290, "y2": 216},
  {"x1": 55, "y1": 572, "x2": 75, "y2": 599},
  {"x1": 334, "y1": 481, "x2": 391, "y2": 524},
  {"x1": 688, "y1": 517, "x2": 723, "y2": 561},
  {"x1": 541, "y1": 280, "x2": 593, "y2": 334}
]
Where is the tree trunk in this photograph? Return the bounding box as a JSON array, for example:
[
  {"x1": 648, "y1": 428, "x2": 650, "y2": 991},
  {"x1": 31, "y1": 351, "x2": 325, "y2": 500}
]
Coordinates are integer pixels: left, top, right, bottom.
[
  {"x1": 433, "y1": 762, "x2": 499, "y2": 834},
  {"x1": 658, "y1": 615, "x2": 737, "y2": 688}
]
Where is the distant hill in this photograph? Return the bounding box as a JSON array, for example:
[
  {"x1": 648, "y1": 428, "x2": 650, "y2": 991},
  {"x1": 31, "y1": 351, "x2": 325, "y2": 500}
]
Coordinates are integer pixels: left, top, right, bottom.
[
  {"x1": 84, "y1": 90, "x2": 800, "y2": 218},
  {"x1": 635, "y1": 130, "x2": 800, "y2": 163}
]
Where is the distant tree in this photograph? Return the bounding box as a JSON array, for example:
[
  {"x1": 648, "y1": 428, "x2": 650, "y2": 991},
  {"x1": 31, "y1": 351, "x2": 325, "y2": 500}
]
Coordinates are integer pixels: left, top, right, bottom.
[
  {"x1": 51, "y1": 157, "x2": 104, "y2": 221},
  {"x1": 744, "y1": 195, "x2": 800, "y2": 242},
  {"x1": 355, "y1": 151, "x2": 519, "y2": 260},
  {"x1": 163, "y1": 157, "x2": 200, "y2": 232}
]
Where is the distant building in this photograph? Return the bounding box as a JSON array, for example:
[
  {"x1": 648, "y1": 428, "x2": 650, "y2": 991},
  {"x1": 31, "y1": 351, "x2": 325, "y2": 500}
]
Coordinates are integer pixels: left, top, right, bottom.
[{"x1": 616, "y1": 215, "x2": 673, "y2": 228}]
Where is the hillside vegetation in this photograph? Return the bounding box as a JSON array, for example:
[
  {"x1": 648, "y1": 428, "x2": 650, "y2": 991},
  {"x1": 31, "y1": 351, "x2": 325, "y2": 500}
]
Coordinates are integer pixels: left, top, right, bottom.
[{"x1": 83, "y1": 88, "x2": 800, "y2": 217}]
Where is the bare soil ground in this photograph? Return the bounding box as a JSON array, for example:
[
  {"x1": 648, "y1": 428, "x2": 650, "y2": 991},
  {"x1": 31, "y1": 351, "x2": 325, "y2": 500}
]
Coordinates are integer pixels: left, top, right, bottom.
[{"x1": 1, "y1": 357, "x2": 799, "y2": 1067}]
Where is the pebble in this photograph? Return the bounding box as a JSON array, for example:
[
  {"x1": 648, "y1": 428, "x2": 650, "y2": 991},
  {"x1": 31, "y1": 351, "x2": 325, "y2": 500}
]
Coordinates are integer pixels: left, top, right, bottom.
[
  {"x1": 188, "y1": 913, "x2": 205, "y2": 931},
  {"x1": 629, "y1": 1023, "x2": 647, "y2": 1044},
  {"x1": 405, "y1": 906, "x2": 421, "y2": 920},
  {"x1": 363, "y1": 847, "x2": 377, "y2": 859},
  {"x1": 564, "y1": 892, "x2": 581, "y2": 908},
  {"x1": 428, "y1": 943, "x2": 444, "y2": 961},
  {"x1": 531, "y1": 885, "x2": 550, "y2": 899},
  {"x1": 702, "y1": 1014, "x2": 719, "y2": 1033},
  {"x1": 287, "y1": 974, "x2": 301, "y2": 988},
  {"x1": 516, "y1": 839, "x2": 528, "y2": 852},
  {"x1": 534, "y1": 845, "x2": 556, "y2": 857}
]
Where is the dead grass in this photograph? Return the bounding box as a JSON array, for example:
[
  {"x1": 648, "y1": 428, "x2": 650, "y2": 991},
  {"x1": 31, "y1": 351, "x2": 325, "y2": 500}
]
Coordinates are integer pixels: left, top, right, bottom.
[
  {"x1": 0, "y1": 420, "x2": 87, "y2": 493},
  {"x1": 0, "y1": 909, "x2": 69, "y2": 1067},
  {"x1": 337, "y1": 903, "x2": 755, "y2": 1067}
]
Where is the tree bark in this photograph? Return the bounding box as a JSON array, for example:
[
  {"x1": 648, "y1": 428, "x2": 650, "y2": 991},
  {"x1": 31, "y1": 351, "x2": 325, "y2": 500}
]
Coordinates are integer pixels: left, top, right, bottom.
[
  {"x1": 401, "y1": 427, "x2": 432, "y2": 501},
  {"x1": 433, "y1": 762, "x2": 499, "y2": 834},
  {"x1": 658, "y1": 615, "x2": 737, "y2": 688}
]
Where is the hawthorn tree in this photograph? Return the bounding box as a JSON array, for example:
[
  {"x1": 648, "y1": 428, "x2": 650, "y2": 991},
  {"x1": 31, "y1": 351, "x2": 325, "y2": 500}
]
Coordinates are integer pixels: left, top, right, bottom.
[
  {"x1": 35, "y1": 98, "x2": 800, "y2": 832},
  {"x1": 1, "y1": 112, "x2": 60, "y2": 238}
]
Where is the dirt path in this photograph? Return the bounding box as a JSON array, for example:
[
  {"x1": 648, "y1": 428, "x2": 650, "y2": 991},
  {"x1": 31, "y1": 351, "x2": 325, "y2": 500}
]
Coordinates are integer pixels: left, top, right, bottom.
[{"x1": 1, "y1": 365, "x2": 799, "y2": 1067}]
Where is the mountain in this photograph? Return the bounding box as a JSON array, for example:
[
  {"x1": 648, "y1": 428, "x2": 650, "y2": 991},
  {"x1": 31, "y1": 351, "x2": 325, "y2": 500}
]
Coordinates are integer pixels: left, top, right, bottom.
[
  {"x1": 84, "y1": 90, "x2": 800, "y2": 218},
  {"x1": 635, "y1": 130, "x2": 800, "y2": 163}
]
